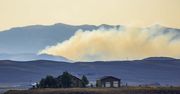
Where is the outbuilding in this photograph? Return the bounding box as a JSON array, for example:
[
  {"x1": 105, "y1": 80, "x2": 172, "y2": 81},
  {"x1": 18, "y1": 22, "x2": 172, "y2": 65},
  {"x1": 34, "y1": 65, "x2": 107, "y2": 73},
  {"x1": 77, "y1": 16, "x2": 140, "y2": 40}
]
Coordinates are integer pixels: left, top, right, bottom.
[{"x1": 96, "y1": 76, "x2": 121, "y2": 88}]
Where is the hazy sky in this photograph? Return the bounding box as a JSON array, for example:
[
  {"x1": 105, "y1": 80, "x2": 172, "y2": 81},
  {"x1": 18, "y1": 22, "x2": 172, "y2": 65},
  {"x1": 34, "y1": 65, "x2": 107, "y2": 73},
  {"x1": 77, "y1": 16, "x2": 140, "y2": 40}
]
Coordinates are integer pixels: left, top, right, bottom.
[{"x1": 0, "y1": 0, "x2": 180, "y2": 31}]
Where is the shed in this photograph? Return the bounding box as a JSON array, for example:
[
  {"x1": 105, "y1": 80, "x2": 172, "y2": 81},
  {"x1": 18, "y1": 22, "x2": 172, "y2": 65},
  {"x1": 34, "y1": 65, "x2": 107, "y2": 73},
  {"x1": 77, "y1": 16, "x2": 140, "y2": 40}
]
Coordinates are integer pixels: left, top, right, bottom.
[{"x1": 96, "y1": 76, "x2": 121, "y2": 88}]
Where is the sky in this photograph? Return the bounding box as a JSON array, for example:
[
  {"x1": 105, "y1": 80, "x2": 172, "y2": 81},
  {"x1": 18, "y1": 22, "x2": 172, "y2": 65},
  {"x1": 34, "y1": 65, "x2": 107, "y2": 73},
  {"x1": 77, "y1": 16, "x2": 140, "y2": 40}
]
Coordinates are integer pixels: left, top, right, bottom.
[
  {"x1": 0, "y1": 0, "x2": 180, "y2": 31},
  {"x1": 0, "y1": 0, "x2": 180, "y2": 61}
]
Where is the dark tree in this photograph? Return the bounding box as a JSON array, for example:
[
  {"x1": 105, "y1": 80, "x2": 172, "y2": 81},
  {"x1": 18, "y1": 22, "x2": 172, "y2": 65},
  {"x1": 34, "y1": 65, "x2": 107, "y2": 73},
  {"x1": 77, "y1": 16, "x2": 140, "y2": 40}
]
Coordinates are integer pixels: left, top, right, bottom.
[
  {"x1": 38, "y1": 75, "x2": 57, "y2": 88},
  {"x1": 81, "y1": 75, "x2": 89, "y2": 87},
  {"x1": 39, "y1": 78, "x2": 46, "y2": 88},
  {"x1": 56, "y1": 76, "x2": 62, "y2": 88},
  {"x1": 35, "y1": 71, "x2": 76, "y2": 89},
  {"x1": 45, "y1": 75, "x2": 57, "y2": 88},
  {"x1": 61, "y1": 71, "x2": 72, "y2": 88}
]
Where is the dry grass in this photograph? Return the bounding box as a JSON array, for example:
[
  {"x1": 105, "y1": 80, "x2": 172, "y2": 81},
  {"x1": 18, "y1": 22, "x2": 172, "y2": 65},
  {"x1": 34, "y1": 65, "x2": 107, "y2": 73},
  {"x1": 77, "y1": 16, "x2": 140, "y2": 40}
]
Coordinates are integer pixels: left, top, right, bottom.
[{"x1": 4, "y1": 87, "x2": 180, "y2": 94}]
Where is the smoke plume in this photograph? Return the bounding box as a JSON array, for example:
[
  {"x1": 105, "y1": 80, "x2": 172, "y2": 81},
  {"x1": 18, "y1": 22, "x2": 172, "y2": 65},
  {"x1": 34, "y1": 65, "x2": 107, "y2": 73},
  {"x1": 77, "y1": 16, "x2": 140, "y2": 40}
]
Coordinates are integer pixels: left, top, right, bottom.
[{"x1": 40, "y1": 25, "x2": 180, "y2": 61}]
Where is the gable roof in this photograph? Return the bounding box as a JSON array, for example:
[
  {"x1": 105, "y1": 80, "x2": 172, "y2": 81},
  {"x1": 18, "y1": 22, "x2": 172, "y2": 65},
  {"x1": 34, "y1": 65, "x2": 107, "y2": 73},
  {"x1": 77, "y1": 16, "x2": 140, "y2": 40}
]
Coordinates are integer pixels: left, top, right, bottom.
[
  {"x1": 98, "y1": 76, "x2": 120, "y2": 80},
  {"x1": 57, "y1": 74, "x2": 82, "y2": 81},
  {"x1": 71, "y1": 75, "x2": 82, "y2": 81}
]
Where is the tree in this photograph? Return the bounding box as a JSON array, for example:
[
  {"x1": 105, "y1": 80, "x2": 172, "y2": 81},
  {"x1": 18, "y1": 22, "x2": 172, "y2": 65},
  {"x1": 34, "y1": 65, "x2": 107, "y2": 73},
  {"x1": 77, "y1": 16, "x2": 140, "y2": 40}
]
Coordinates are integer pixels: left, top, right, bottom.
[
  {"x1": 45, "y1": 75, "x2": 57, "y2": 88},
  {"x1": 38, "y1": 75, "x2": 57, "y2": 88},
  {"x1": 56, "y1": 75, "x2": 62, "y2": 88},
  {"x1": 39, "y1": 78, "x2": 46, "y2": 88},
  {"x1": 35, "y1": 71, "x2": 75, "y2": 89},
  {"x1": 61, "y1": 71, "x2": 72, "y2": 88},
  {"x1": 81, "y1": 75, "x2": 89, "y2": 87}
]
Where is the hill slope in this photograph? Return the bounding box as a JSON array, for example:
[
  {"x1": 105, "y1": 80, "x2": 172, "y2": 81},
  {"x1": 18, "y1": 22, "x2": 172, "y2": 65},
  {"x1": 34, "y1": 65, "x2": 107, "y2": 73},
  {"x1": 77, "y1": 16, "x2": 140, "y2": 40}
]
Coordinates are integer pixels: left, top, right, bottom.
[
  {"x1": 0, "y1": 57, "x2": 180, "y2": 88},
  {"x1": 0, "y1": 53, "x2": 71, "y2": 62},
  {"x1": 0, "y1": 23, "x2": 120, "y2": 54}
]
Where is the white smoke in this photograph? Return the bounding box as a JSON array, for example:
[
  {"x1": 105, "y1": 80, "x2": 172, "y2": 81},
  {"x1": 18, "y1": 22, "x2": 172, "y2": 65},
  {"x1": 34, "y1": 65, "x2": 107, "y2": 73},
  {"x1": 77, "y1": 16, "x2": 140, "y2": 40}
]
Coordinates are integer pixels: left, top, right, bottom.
[{"x1": 39, "y1": 25, "x2": 180, "y2": 61}]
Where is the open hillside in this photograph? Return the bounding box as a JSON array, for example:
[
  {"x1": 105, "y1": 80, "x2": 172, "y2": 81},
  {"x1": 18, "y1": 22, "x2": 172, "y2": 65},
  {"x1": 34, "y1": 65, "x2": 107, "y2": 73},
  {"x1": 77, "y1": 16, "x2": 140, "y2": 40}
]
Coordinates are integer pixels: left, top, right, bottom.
[{"x1": 0, "y1": 57, "x2": 180, "y2": 88}]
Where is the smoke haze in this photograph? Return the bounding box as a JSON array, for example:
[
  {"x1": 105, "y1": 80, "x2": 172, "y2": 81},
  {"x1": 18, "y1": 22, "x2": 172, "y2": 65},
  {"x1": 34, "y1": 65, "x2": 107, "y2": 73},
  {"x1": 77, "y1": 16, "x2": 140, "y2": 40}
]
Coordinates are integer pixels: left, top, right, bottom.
[{"x1": 40, "y1": 25, "x2": 180, "y2": 61}]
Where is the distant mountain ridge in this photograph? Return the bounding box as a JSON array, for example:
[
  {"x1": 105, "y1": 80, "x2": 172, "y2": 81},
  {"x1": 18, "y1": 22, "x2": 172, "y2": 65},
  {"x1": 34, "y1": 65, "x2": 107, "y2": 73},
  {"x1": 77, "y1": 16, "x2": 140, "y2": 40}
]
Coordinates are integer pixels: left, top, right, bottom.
[
  {"x1": 1, "y1": 23, "x2": 180, "y2": 55},
  {"x1": 143, "y1": 57, "x2": 177, "y2": 61},
  {"x1": 0, "y1": 23, "x2": 120, "y2": 54},
  {"x1": 0, "y1": 53, "x2": 71, "y2": 62}
]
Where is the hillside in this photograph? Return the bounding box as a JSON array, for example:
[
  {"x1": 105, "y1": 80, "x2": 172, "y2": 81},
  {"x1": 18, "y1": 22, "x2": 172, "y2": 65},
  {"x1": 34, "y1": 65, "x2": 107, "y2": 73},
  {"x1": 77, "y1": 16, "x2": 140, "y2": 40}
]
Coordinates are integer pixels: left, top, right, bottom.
[
  {"x1": 0, "y1": 53, "x2": 71, "y2": 62},
  {"x1": 0, "y1": 23, "x2": 120, "y2": 54},
  {"x1": 0, "y1": 57, "x2": 180, "y2": 88},
  {"x1": 0, "y1": 23, "x2": 180, "y2": 55}
]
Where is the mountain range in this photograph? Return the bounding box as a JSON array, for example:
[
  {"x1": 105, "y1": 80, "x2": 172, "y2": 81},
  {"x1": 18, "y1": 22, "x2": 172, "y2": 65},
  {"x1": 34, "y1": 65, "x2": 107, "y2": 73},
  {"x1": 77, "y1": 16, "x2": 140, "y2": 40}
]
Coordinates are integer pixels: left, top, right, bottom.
[
  {"x1": 0, "y1": 23, "x2": 180, "y2": 88},
  {"x1": 0, "y1": 53, "x2": 70, "y2": 62},
  {"x1": 0, "y1": 23, "x2": 180, "y2": 62},
  {"x1": 0, "y1": 23, "x2": 120, "y2": 54},
  {"x1": 0, "y1": 57, "x2": 180, "y2": 88}
]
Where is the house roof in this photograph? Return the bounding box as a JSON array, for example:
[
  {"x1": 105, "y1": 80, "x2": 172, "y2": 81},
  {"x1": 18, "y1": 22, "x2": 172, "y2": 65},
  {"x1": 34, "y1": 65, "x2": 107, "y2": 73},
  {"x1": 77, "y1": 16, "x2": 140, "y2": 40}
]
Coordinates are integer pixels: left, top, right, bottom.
[
  {"x1": 98, "y1": 76, "x2": 120, "y2": 80},
  {"x1": 57, "y1": 74, "x2": 82, "y2": 81},
  {"x1": 71, "y1": 75, "x2": 82, "y2": 81}
]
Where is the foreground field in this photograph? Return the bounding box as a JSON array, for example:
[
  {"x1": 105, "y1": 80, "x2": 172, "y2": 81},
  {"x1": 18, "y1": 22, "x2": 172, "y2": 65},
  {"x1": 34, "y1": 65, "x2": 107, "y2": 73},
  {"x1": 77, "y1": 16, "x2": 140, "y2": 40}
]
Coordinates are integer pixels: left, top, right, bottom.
[{"x1": 4, "y1": 87, "x2": 180, "y2": 94}]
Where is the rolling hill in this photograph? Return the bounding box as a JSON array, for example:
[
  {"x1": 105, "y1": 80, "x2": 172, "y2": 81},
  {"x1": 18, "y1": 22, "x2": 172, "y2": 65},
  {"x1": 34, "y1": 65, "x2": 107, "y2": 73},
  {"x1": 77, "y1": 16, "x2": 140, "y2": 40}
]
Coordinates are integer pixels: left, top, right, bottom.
[{"x1": 0, "y1": 57, "x2": 180, "y2": 88}]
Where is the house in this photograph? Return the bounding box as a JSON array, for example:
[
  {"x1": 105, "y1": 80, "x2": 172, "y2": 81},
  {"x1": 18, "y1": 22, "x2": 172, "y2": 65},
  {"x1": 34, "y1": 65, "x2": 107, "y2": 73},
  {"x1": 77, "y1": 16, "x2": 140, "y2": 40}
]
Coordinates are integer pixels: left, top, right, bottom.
[
  {"x1": 96, "y1": 76, "x2": 121, "y2": 88},
  {"x1": 71, "y1": 75, "x2": 83, "y2": 87},
  {"x1": 57, "y1": 74, "x2": 83, "y2": 88}
]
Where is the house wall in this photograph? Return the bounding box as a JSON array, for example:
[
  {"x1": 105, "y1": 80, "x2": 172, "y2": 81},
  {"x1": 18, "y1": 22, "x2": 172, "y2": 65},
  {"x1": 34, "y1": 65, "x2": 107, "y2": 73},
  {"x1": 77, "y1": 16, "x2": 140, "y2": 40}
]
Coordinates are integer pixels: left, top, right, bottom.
[{"x1": 71, "y1": 77, "x2": 82, "y2": 87}]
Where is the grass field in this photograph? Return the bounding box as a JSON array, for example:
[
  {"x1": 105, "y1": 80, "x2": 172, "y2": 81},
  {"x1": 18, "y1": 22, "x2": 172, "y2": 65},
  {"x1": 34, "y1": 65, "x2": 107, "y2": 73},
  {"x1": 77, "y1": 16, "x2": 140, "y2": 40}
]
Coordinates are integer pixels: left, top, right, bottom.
[{"x1": 4, "y1": 87, "x2": 180, "y2": 94}]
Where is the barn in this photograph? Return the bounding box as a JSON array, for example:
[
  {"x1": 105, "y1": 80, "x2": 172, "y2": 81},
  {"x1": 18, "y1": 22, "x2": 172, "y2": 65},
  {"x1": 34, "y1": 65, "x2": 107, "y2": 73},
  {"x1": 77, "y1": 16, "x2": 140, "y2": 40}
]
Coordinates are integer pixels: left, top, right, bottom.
[{"x1": 96, "y1": 76, "x2": 121, "y2": 88}]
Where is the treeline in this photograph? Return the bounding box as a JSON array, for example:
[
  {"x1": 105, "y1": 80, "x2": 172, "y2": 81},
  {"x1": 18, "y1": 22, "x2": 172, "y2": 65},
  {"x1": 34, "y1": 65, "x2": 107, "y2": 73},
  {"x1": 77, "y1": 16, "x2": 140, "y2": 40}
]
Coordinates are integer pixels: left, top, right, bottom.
[{"x1": 34, "y1": 71, "x2": 89, "y2": 88}]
